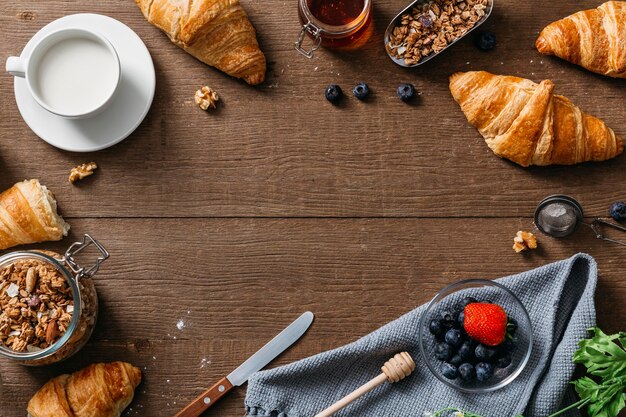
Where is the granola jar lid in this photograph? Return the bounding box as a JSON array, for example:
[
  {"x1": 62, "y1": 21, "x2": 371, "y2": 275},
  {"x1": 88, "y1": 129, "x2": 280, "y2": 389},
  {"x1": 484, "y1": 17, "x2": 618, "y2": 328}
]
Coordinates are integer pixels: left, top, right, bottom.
[{"x1": 0, "y1": 235, "x2": 108, "y2": 362}]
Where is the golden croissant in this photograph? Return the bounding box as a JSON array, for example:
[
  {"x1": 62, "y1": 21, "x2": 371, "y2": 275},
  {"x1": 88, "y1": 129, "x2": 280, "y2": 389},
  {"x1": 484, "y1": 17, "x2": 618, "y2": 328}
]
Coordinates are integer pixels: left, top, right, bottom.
[
  {"x1": 135, "y1": 0, "x2": 266, "y2": 85},
  {"x1": 536, "y1": 1, "x2": 626, "y2": 78},
  {"x1": 0, "y1": 179, "x2": 69, "y2": 250},
  {"x1": 27, "y1": 362, "x2": 141, "y2": 417},
  {"x1": 449, "y1": 71, "x2": 623, "y2": 166}
]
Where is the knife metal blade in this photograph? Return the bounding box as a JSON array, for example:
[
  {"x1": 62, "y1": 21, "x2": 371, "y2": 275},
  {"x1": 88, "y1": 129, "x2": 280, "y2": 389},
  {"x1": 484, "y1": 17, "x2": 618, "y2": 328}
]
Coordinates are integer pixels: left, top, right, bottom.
[
  {"x1": 174, "y1": 311, "x2": 314, "y2": 417},
  {"x1": 228, "y1": 310, "x2": 314, "y2": 385}
]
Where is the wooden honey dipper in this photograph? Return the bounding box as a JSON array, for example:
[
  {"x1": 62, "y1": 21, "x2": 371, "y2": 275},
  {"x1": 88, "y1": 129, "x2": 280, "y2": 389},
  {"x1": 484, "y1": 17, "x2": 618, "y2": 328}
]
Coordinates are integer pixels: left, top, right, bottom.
[{"x1": 314, "y1": 352, "x2": 416, "y2": 417}]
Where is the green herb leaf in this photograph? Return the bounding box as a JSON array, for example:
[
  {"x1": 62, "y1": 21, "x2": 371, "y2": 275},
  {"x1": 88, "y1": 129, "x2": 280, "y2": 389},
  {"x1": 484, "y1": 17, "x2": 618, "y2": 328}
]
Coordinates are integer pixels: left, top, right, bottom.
[{"x1": 573, "y1": 327, "x2": 626, "y2": 379}]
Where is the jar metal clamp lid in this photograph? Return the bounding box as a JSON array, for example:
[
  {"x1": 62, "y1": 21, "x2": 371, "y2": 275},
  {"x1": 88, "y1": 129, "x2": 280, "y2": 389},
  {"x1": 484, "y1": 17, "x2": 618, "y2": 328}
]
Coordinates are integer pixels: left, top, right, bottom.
[{"x1": 0, "y1": 234, "x2": 109, "y2": 362}]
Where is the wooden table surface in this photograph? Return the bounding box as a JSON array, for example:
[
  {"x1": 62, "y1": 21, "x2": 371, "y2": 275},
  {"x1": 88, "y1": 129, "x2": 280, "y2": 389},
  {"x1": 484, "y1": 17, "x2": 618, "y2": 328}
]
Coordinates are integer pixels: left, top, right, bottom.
[{"x1": 0, "y1": 0, "x2": 625, "y2": 416}]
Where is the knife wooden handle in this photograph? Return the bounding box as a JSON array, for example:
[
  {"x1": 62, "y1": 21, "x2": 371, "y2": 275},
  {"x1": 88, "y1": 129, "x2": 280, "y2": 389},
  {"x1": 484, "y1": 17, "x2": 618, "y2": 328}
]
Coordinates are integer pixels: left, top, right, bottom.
[{"x1": 174, "y1": 377, "x2": 234, "y2": 417}]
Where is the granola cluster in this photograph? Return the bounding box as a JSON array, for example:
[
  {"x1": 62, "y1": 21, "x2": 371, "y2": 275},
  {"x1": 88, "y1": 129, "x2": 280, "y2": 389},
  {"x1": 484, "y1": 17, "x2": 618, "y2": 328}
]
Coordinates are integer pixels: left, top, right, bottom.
[
  {"x1": 0, "y1": 259, "x2": 73, "y2": 352},
  {"x1": 386, "y1": 0, "x2": 489, "y2": 65}
]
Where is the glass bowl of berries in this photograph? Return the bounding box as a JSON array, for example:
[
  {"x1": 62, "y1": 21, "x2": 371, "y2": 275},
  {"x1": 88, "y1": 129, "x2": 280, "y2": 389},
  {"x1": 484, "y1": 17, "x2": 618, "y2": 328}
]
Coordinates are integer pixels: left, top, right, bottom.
[{"x1": 418, "y1": 279, "x2": 532, "y2": 392}]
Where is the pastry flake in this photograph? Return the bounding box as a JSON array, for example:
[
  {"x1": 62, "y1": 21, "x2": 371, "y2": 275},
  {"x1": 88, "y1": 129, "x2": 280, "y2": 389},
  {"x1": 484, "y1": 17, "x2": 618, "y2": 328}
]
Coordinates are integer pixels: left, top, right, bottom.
[{"x1": 69, "y1": 162, "x2": 98, "y2": 184}]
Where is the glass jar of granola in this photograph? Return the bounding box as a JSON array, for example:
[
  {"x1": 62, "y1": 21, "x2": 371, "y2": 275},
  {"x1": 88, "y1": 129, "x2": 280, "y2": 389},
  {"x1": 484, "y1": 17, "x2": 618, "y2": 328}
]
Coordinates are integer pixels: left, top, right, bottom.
[{"x1": 0, "y1": 235, "x2": 108, "y2": 366}]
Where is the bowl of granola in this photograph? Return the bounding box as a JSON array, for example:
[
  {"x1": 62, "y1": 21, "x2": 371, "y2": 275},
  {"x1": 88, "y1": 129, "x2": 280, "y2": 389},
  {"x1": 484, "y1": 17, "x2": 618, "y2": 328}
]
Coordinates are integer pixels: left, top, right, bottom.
[
  {"x1": 0, "y1": 235, "x2": 108, "y2": 366},
  {"x1": 385, "y1": 0, "x2": 493, "y2": 67}
]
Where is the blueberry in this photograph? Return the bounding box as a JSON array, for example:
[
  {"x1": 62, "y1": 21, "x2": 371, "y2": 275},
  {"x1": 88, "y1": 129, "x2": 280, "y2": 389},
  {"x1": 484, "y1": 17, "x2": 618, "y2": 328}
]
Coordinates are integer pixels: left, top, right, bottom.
[
  {"x1": 475, "y1": 31, "x2": 497, "y2": 51},
  {"x1": 610, "y1": 201, "x2": 626, "y2": 222},
  {"x1": 457, "y1": 311, "x2": 465, "y2": 327},
  {"x1": 461, "y1": 296, "x2": 478, "y2": 307},
  {"x1": 352, "y1": 82, "x2": 369, "y2": 100},
  {"x1": 458, "y1": 363, "x2": 476, "y2": 382},
  {"x1": 435, "y1": 342, "x2": 453, "y2": 361},
  {"x1": 325, "y1": 84, "x2": 343, "y2": 103},
  {"x1": 495, "y1": 354, "x2": 512, "y2": 369},
  {"x1": 449, "y1": 354, "x2": 463, "y2": 367},
  {"x1": 445, "y1": 329, "x2": 463, "y2": 348},
  {"x1": 475, "y1": 344, "x2": 497, "y2": 361},
  {"x1": 458, "y1": 340, "x2": 474, "y2": 361},
  {"x1": 499, "y1": 339, "x2": 516, "y2": 352},
  {"x1": 440, "y1": 310, "x2": 456, "y2": 329},
  {"x1": 397, "y1": 83, "x2": 416, "y2": 102},
  {"x1": 476, "y1": 362, "x2": 494, "y2": 381},
  {"x1": 429, "y1": 319, "x2": 444, "y2": 337},
  {"x1": 441, "y1": 362, "x2": 459, "y2": 379}
]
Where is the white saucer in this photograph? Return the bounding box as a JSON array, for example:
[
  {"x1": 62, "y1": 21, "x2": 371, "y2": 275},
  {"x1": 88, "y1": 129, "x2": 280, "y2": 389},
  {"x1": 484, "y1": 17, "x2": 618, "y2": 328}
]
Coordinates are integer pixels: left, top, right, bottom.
[{"x1": 12, "y1": 14, "x2": 155, "y2": 152}]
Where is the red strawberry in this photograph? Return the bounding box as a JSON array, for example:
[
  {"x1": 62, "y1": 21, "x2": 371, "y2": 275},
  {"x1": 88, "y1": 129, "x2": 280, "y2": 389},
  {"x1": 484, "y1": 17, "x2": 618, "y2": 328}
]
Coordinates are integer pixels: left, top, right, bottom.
[{"x1": 463, "y1": 303, "x2": 507, "y2": 346}]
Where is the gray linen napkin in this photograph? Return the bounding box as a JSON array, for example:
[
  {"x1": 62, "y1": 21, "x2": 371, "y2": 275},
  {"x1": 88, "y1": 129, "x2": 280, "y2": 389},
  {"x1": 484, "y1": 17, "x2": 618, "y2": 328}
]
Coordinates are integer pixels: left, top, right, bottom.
[{"x1": 245, "y1": 253, "x2": 597, "y2": 417}]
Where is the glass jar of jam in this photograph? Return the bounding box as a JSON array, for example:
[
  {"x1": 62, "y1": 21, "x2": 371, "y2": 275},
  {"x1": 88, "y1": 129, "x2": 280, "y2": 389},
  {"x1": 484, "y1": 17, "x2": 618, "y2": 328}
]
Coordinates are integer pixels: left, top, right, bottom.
[
  {"x1": 295, "y1": 0, "x2": 373, "y2": 58},
  {"x1": 0, "y1": 235, "x2": 109, "y2": 366}
]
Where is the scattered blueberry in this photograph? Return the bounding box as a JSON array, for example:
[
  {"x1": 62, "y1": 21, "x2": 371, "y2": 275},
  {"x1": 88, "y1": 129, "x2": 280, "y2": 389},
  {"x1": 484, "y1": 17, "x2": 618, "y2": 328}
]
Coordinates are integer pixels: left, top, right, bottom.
[
  {"x1": 458, "y1": 363, "x2": 476, "y2": 382},
  {"x1": 475, "y1": 344, "x2": 496, "y2": 361},
  {"x1": 457, "y1": 340, "x2": 472, "y2": 361},
  {"x1": 495, "y1": 354, "x2": 512, "y2": 369},
  {"x1": 476, "y1": 362, "x2": 494, "y2": 381},
  {"x1": 352, "y1": 82, "x2": 370, "y2": 100},
  {"x1": 397, "y1": 83, "x2": 416, "y2": 102},
  {"x1": 325, "y1": 84, "x2": 343, "y2": 103},
  {"x1": 445, "y1": 329, "x2": 463, "y2": 348},
  {"x1": 610, "y1": 201, "x2": 626, "y2": 222},
  {"x1": 475, "y1": 31, "x2": 497, "y2": 51},
  {"x1": 429, "y1": 318, "x2": 444, "y2": 337},
  {"x1": 441, "y1": 362, "x2": 459, "y2": 379},
  {"x1": 449, "y1": 354, "x2": 463, "y2": 367},
  {"x1": 435, "y1": 342, "x2": 453, "y2": 361}
]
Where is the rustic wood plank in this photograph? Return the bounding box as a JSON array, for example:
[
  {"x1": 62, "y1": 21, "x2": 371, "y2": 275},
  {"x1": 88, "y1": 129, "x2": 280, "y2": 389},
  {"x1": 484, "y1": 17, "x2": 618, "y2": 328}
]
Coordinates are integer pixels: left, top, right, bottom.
[
  {"x1": 0, "y1": 1, "x2": 624, "y2": 218},
  {"x1": 0, "y1": 218, "x2": 623, "y2": 416}
]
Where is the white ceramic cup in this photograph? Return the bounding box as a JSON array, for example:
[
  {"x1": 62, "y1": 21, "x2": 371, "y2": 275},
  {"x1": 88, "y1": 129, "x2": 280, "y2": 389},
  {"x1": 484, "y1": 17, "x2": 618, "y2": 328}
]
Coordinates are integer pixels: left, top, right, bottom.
[{"x1": 6, "y1": 27, "x2": 121, "y2": 119}]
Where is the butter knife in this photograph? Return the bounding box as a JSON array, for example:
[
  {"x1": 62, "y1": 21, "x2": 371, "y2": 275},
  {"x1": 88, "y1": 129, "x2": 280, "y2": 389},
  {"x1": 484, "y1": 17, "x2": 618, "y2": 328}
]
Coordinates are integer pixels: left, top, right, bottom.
[{"x1": 174, "y1": 311, "x2": 314, "y2": 417}]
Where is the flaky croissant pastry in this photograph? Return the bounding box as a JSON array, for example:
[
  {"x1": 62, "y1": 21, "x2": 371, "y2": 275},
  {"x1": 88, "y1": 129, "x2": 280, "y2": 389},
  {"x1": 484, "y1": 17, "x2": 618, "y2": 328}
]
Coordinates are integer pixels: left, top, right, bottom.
[
  {"x1": 0, "y1": 179, "x2": 69, "y2": 250},
  {"x1": 449, "y1": 71, "x2": 623, "y2": 166},
  {"x1": 536, "y1": 1, "x2": 626, "y2": 78},
  {"x1": 27, "y1": 362, "x2": 141, "y2": 417},
  {"x1": 136, "y1": 0, "x2": 266, "y2": 85}
]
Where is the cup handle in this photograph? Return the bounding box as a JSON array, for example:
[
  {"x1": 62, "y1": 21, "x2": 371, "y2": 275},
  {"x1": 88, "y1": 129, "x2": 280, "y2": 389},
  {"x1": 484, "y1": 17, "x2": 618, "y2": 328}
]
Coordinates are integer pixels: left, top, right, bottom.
[{"x1": 6, "y1": 56, "x2": 25, "y2": 78}]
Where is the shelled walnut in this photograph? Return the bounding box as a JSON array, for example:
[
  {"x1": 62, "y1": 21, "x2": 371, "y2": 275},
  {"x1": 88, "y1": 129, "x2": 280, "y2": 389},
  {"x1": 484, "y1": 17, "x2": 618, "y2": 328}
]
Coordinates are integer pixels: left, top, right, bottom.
[
  {"x1": 69, "y1": 162, "x2": 98, "y2": 184},
  {"x1": 195, "y1": 86, "x2": 219, "y2": 111},
  {"x1": 513, "y1": 231, "x2": 538, "y2": 253}
]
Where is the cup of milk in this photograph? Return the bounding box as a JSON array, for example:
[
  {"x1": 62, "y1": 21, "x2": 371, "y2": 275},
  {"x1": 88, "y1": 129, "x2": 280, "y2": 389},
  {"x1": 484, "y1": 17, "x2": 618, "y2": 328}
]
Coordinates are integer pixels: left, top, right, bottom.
[{"x1": 6, "y1": 28, "x2": 121, "y2": 119}]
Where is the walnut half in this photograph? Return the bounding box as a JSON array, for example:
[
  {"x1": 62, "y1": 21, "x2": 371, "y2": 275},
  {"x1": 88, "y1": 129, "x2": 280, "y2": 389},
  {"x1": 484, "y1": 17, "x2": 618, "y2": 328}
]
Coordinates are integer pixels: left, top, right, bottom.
[
  {"x1": 195, "y1": 86, "x2": 219, "y2": 111},
  {"x1": 513, "y1": 231, "x2": 538, "y2": 253},
  {"x1": 69, "y1": 162, "x2": 98, "y2": 184}
]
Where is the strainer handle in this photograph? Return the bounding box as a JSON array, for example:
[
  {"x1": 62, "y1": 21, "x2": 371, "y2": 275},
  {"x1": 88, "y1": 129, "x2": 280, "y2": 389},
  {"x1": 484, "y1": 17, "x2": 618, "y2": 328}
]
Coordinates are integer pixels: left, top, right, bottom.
[
  {"x1": 63, "y1": 234, "x2": 110, "y2": 279},
  {"x1": 590, "y1": 219, "x2": 626, "y2": 247}
]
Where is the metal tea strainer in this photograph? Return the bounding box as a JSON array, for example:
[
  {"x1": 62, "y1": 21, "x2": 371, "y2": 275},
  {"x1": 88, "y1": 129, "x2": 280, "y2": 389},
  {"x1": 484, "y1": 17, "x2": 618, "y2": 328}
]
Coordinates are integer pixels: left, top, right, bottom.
[{"x1": 534, "y1": 195, "x2": 626, "y2": 246}]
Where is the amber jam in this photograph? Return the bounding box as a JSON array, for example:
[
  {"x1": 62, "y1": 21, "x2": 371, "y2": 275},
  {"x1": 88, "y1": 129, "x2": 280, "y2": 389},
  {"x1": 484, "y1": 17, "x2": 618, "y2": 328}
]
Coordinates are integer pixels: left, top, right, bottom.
[{"x1": 296, "y1": 0, "x2": 373, "y2": 57}]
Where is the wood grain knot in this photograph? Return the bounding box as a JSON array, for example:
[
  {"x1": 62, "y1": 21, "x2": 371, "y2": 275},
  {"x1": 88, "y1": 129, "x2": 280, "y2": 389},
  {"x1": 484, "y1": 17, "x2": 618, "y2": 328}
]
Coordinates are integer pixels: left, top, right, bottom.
[
  {"x1": 131, "y1": 338, "x2": 151, "y2": 352},
  {"x1": 17, "y1": 11, "x2": 35, "y2": 21},
  {"x1": 381, "y1": 352, "x2": 415, "y2": 383}
]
